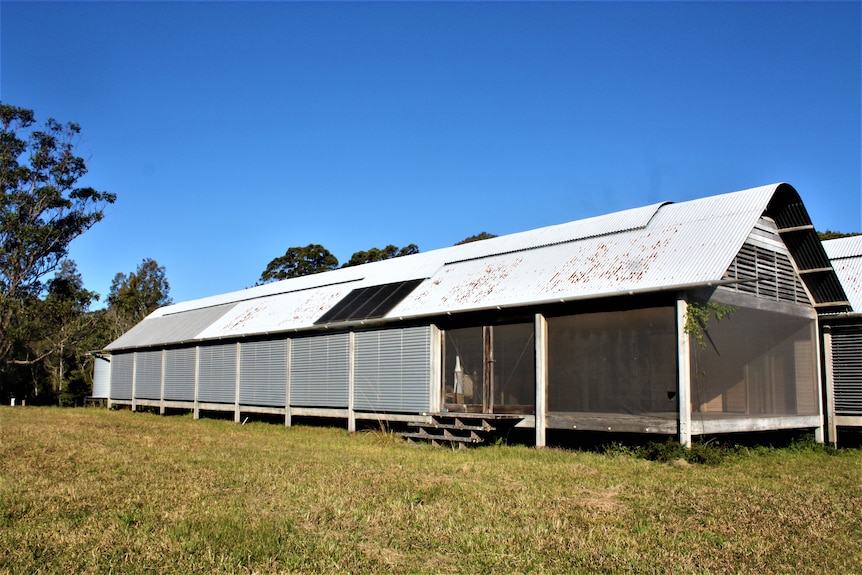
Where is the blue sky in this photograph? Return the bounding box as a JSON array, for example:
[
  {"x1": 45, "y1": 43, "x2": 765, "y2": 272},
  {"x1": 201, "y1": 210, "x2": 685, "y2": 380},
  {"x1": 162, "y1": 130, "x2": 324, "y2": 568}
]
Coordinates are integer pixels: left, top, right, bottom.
[{"x1": 2, "y1": 1, "x2": 860, "y2": 305}]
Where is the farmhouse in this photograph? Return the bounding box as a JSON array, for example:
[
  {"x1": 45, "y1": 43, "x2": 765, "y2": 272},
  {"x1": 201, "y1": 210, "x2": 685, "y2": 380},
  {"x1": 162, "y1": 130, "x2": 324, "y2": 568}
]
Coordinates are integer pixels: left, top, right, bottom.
[
  {"x1": 94, "y1": 183, "x2": 851, "y2": 446},
  {"x1": 820, "y1": 235, "x2": 862, "y2": 445}
]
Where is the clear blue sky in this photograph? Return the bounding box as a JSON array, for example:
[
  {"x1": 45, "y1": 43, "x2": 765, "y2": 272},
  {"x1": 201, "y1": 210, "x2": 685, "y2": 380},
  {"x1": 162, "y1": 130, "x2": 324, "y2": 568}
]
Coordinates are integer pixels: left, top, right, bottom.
[{"x1": 2, "y1": 1, "x2": 860, "y2": 306}]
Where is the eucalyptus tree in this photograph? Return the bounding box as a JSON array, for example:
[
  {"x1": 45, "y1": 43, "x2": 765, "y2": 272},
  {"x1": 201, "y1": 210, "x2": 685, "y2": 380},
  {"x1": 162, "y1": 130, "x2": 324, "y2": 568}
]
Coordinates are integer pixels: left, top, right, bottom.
[
  {"x1": 0, "y1": 103, "x2": 115, "y2": 394},
  {"x1": 258, "y1": 244, "x2": 339, "y2": 283}
]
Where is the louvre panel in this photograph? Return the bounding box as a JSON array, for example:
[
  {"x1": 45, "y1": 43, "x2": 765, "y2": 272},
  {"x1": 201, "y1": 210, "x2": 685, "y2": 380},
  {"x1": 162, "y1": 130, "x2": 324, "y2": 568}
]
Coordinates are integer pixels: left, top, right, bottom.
[
  {"x1": 164, "y1": 347, "x2": 196, "y2": 401},
  {"x1": 135, "y1": 350, "x2": 163, "y2": 400},
  {"x1": 354, "y1": 326, "x2": 431, "y2": 413},
  {"x1": 92, "y1": 356, "x2": 111, "y2": 398},
  {"x1": 721, "y1": 242, "x2": 810, "y2": 305},
  {"x1": 290, "y1": 333, "x2": 349, "y2": 407},
  {"x1": 832, "y1": 325, "x2": 862, "y2": 415},
  {"x1": 198, "y1": 344, "x2": 237, "y2": 404},
  {"x1": 239, "y1": 339, "x2": 287, "y2": 407},
  {"x1": 111, "y1": 353, "x2": 134, "y2": 400}
]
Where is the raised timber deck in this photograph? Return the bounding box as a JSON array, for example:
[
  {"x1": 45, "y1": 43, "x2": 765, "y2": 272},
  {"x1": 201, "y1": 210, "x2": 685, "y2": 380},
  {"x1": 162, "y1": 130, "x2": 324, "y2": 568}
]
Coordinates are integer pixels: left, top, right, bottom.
[{"x1": 400, "y1": 413, "x2": 525, "y2": 447}]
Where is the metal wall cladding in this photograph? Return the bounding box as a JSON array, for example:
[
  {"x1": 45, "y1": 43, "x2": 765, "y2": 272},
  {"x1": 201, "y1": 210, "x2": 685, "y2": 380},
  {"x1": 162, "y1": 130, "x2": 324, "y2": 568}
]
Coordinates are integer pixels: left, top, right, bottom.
[
  {"x1": 824, "y1": 236, "x2": 862, "y2": 313},
  {"x1": 111, "y1": 353, "x2": 134, "y2": 400},
  {"x1": 92, "y1": 357, "x2": 111, "y2": 398},
  {"x1": 239, "y1": 339, "x2": 288, "y2": 407},
  {"x1": 164, "y1": 347, "x2": 196, "y2": 401},
  {"x1": 832, "y1": 324, "x2": 862, "y2": 415},
  {"x1": 290, "y1": 333, "x2": 349, "y2": 407},
  {"x1": 135, "y1": 350, "x2": 163, "y2": 400},
  {"x1": 354, "y1": 326, "x2": 431, "y2": 413},
  {"x1": 198, "y1": 344, "x2": 237, "y2": 404}
]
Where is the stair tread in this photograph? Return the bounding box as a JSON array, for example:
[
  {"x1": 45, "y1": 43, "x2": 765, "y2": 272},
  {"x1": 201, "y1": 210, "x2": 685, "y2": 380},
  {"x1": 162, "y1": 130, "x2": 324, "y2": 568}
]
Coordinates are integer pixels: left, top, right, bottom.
[{"x1": 401, "y1": 431, "x2": 484, "y2": 443}]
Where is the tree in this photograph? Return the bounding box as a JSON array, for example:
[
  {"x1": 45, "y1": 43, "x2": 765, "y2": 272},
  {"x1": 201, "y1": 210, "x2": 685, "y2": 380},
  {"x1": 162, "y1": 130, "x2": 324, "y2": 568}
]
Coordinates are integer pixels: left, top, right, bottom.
[
  {"x1": 107, "y1": 258, "x2": 172, "y2": 337},
  {"x1": 455, "y1": 232, "x2": 497, "y2": 245},
  {"x1": 0, "y1": 103, "x2": 115, "y2": 383},
  {"x1": 818, "y1": 230, "x2": 859, "y2": 241},
  {"x1": 341, "y1": 244, "x2": 419, "y2": 268},
  {"x1": 6, "y1": 260, "x2": 105, "y2": 404},
  {"x1": 258, "y1": 244, "x2": 338, "y2": 284}
]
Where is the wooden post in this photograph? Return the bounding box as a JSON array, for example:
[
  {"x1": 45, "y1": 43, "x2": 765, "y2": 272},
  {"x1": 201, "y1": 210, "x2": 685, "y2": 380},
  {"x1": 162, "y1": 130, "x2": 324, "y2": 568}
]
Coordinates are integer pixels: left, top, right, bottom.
[
  {"x1": 131, "y1": 352, "x2": 138, "y2": 413},
  {"x1": 159, "y1": 349, "x2": 166, "y2": 415},
  {"x1": 348, "y1": 331, "x2": 356, "y2": 433},
  {"x1": 676, "y1": 298, "x2": 692, "y2": 447},
  {"x1": 821, "y1": 325, "x2": 837, "y2": 446},
  {"x1": 535, "y1": 314, "x2": 548, "y2": 448},
  {"x1": 429, "y1": 325, "x2": 442, "y2": 414},
  {"x1": 234, "y1": 342, "x2": 242, "y2": 424},
  {"x1": 285, "y1": 339, "x2": 292, "y2": 428},
  {"x1": 193, "y1": 346, "x2": 200, "y2": 420}
]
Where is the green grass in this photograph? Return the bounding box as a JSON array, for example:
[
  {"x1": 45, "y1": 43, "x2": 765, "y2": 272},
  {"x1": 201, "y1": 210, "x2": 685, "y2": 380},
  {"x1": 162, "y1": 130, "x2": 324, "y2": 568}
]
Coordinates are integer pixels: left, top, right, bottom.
[{"x1": 1, "y1": 407, "x2": 860, "y2": 574}]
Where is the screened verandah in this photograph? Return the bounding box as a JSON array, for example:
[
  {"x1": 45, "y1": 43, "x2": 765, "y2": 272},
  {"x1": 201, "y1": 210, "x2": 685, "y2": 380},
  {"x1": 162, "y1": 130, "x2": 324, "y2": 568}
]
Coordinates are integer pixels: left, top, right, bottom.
[{"x1": 441, "y1": 292, "x2": 823, "y2": 444}]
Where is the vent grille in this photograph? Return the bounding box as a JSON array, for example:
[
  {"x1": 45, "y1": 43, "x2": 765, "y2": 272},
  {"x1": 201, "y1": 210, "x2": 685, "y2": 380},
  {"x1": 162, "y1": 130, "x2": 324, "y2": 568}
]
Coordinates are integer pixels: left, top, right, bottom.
[
  {"x1": 354, "y1": 326, "x2": 431, "y2": 413},
  {"x1": 832, "y1": 325, "x2": 862, "y2": 415},
  {"x1": 198, "y1": 344, "x2": 237, "y2": 404},
  {"x1": 289, "y1": 333, "x2": 349, "y2": 407},
  {"x1": 722, "y1": 243, "x2": 811, "y2": 305},
  {"x1": 134, "y1": 350, "x2": 163, "y2": 400},
  {"x1": 110, "y1": 353, "x2": 134, "y2": 400},
  {"x1": 239, "y1": 339, "x2": 288, "y2": 407},
  {"x1": 164, "y1": 347, "x2": 196, "y2": 401}
]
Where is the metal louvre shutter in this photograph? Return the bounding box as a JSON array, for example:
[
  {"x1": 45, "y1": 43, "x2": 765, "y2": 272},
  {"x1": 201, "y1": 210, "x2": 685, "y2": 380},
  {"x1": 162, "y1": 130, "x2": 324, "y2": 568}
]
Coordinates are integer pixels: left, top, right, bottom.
[
  {"x1": 111, "y1": 353, "x2": 134, "y2": 400},
  {"x1": 92, "y1": 357, "x2": 111, "y2": 398},
  {"x1": 290, "y1": 333, "x2": 349, "y2": 407},
  {"x1": 134, "y1": 350, "x2": 163, "y2": 400},
  {"x1": 198, "y1": 344, "x2": 237, "y2": 404},
  {"x1": 239, "y1": 339, "x2": 287, "y2": 407},
  {"x1": 354, "y1": 326, "x2": 431, "y2": 413},
  {"x1": 832, "y1": 324, "x2": 862, "y2": 415},
  {"x1": 164, "y1": 347, "x2": 196, "y2": 401}
]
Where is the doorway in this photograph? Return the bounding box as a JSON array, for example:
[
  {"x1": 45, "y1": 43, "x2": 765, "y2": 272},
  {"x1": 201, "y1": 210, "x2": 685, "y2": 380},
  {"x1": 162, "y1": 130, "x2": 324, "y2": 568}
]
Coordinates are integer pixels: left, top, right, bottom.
[{"x1": 442, "y1": 323, "x2": 535, "y2": 414}]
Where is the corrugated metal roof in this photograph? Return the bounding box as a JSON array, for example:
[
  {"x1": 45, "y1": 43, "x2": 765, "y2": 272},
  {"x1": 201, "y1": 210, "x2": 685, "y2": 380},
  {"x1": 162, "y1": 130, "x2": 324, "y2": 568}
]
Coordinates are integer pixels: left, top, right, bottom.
[
  {"x1": 106, "y1": 303, "x2": 238, "y2": 350},
  {"x1": 107, "y1": 183, "x2": 833, "y2": 350},
  {"x1": 824, "y1": 236, "x2": 862, "y2": 313}
]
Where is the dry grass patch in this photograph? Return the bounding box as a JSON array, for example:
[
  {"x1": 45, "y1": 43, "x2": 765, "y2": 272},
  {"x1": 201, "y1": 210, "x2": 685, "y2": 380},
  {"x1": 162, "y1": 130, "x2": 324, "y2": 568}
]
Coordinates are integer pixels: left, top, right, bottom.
[{"x1": 1, "y1": 407, "x2": 860, "y2": 574}]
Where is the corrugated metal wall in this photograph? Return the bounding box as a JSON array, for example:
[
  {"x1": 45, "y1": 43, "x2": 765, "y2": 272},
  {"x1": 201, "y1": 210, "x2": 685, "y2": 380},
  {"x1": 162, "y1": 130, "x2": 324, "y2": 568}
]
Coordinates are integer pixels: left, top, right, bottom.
[
  {"x1": 107, "y1": 326, "x2": 435, "y2": 416},
  {"x1": 164, "y1": 347, "x2": 196, "y2": 401},
  {"x1": 832, "y1": 324, "x2": 862, "y2": 415},
  {"x1": 198, "y1": 344, "x2": 237, "y2": 404},
  {"x1": 92, "y1": 356, "x2": 111, "y2": 398},
  {"x1": 290, "y1": 333, "x2": 350, "y2": 407},
  {"x1": 354, "y1": 326, "x2": 431, "y2": 413},
  {"x1": 110, "y1": 353, "x2": 134, "y2": 400},
  {"x1": 135, "y1": 350, "x2": 163, "y2": 400},
  {"x1": 239, "y1": 339, "x2": 288, "y2": 407}
]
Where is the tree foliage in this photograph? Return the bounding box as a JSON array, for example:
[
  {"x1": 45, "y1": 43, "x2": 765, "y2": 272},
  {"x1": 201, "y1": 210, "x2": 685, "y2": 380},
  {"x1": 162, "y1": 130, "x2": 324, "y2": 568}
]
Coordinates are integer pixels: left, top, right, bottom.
[
  {"x1": 0, "y1": 103, "x2": 115, "y2": 399},
  {"x1": 455, "y1": 232, "x2": 497, "y2": 245},
  {"x1": 817, "y1": 230, "x2": 859, "y2": 241},
  {"x1": 258, "y1": 244, "x2": 338, "y2": 284},
  {"x1": 5, "y1": 260, "x2": 109, "y2": 404},
  {"x1": 341, "y1": 244, "x2": 419, "y2": 268},
  {"x1": 107, "y1": 258, "x2": 172, "y2": 338}
]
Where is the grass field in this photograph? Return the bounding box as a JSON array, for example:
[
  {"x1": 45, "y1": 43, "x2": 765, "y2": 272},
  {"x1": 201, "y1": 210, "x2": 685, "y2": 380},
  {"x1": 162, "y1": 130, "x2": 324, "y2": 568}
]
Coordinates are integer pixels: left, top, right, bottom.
[{"x1": 1, "y1": 407, "x2": 860, "y2": 574}]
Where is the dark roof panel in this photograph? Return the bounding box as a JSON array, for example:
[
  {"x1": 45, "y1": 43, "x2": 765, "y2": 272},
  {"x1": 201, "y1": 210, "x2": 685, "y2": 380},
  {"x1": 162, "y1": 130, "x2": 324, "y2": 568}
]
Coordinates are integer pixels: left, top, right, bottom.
[{"x1": 315, "y1": 279, "x2": 425, "y2": 324}]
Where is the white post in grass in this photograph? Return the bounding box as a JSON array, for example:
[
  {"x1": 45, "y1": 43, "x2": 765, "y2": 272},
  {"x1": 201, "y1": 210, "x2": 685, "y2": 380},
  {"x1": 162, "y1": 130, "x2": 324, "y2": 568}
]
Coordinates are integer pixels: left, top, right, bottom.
[
  {"x1": 821, "y1": 325, "x2": 836, "y2": 446},
  {"x1": 234, "y1": 342, "x2": 242, "y2": 424},
  {"x1": 285, "y1": 339, "x2": 292, "y2": 428},
  {"x1": 193, "y1": 346, "x2": 200, "y2": 420},
  {"x1": 159, "y1": 349, "x2": 166, "y2": 415},
  {"x1": 535, "y1": 313, "x2": 548, "y2": 448},
  {"x1": 676, "y1": 298, "x2": 692, "y2": 448},
  {"x1": 348, "y1": 331, "x2": 356, "y2": 433}
]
